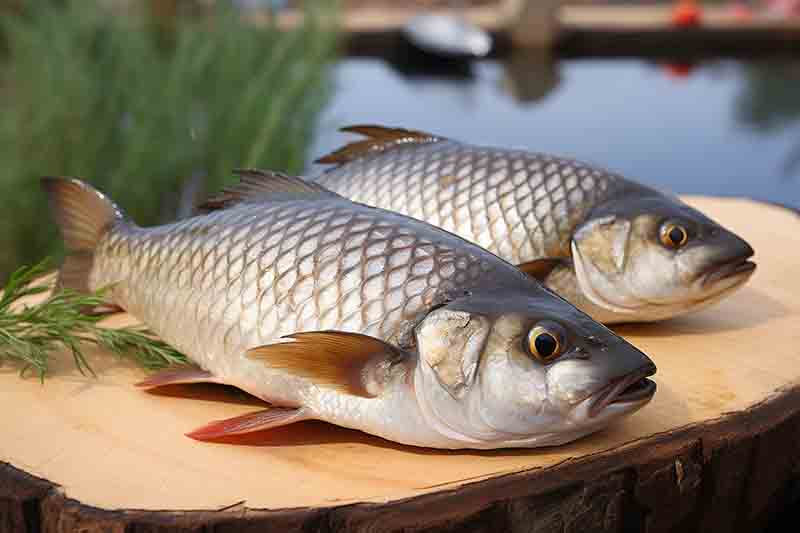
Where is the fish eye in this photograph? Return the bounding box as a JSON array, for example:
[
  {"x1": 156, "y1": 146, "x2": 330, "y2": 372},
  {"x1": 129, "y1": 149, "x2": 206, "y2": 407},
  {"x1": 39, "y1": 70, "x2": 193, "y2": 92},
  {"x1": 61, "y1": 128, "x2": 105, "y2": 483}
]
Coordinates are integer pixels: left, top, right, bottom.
[
  {"x1": 526, "y1": 321, "x2": 565, "y2": 363},
  {"x1": 660, "y1": 223, "x2": 689, "y2": 249}
]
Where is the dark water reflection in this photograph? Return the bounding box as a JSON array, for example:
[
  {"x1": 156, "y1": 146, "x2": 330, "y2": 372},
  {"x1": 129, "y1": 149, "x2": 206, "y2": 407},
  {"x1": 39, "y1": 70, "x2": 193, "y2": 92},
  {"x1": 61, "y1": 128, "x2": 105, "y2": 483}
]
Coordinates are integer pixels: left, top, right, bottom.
[{"x1": 312, "y1": 56, "x2": 800, "y2": 210}]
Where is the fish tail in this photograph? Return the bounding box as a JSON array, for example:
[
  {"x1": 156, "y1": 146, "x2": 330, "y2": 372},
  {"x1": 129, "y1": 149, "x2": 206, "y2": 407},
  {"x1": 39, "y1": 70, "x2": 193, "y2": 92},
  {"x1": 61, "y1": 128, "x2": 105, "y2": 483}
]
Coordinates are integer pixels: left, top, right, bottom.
[{"x1": 41, "y1": 177, "x2": 127, "y2": 293}]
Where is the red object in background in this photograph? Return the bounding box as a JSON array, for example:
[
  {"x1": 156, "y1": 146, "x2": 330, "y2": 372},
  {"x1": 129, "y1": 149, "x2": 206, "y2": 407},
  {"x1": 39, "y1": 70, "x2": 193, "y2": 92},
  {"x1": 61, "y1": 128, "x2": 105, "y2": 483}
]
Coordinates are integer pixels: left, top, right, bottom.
[
  {"x1": 672, "y1": 0, "x2": 702, "y2": 26},
  {"x1": 664, "y1": 63, "x2": 695, "y2": 79}
]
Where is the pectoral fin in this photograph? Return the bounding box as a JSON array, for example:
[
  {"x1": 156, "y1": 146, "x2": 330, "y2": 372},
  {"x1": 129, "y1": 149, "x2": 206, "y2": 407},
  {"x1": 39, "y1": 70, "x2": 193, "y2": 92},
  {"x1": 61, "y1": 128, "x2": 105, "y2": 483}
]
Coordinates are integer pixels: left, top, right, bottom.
[
  {"x1": 135, "y1": 366, "x2": 220, "y2": 389},
  {"x1": 246, "y1": 331, "x2": 405, "y2": 398},
  {"x1": 186, "y1": 407, "x2": 309, "y2": 441},
  {"x1": 517, "y1": 258, "x2": 569, "y2": 282}
]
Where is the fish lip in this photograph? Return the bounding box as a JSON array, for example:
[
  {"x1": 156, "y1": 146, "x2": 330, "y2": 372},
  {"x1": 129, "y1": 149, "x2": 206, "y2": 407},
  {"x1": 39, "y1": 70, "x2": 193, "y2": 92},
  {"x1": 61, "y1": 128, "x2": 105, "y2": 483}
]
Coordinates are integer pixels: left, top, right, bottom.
[
  {"x1": 701, "y1": 256, "x2": 756, "y2": 288},
  {"x1": 588, "y1": 366, "x2": 657, "y2": 418}
]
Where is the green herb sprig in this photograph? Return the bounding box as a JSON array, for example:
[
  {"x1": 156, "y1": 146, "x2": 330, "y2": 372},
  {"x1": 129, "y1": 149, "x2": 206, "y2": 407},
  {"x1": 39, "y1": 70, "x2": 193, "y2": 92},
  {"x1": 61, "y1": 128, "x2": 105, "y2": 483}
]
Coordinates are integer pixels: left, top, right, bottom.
[{"x1": 0, "y1": 259, "x2": 188, "y2": 380}]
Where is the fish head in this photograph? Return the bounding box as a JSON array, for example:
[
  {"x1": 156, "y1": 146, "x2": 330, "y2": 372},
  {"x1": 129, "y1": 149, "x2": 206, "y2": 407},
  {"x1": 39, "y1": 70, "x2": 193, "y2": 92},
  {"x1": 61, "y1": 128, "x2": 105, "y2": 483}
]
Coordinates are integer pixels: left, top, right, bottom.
[
  {"x1": 412, "y1": 287, "x2": 656, "y2": 448},
  {"x1": 570, "y1": 195, "x2": 756, "y2": 323}
]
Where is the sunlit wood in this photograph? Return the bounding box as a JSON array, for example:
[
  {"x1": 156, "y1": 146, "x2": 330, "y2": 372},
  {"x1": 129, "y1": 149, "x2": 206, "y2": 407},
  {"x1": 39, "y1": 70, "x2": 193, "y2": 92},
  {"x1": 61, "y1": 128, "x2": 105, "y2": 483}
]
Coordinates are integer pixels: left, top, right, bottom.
[{"x1": 1, "y1": 197, "x2": 798, "y2": 531}]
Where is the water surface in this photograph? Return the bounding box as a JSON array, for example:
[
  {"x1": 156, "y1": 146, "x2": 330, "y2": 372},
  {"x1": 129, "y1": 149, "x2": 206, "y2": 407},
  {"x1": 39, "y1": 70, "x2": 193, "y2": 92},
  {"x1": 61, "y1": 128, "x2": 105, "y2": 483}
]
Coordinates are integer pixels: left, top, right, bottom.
[{"x1": 313, "y1": 57, "x2": 800, "y2": 209}]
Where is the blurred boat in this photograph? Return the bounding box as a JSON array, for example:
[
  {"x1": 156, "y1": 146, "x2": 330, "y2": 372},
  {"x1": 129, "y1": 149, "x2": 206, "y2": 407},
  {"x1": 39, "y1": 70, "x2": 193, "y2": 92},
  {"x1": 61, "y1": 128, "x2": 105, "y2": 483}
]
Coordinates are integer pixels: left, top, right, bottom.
[{"x1": 402, "y1": 13, "x2": 492, "y2": 60}]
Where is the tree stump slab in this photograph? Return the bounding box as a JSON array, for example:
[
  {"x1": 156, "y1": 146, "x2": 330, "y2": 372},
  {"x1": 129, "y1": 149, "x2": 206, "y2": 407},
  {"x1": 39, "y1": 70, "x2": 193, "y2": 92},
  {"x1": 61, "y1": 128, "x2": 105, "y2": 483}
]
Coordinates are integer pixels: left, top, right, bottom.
[{"x1": 1, "y1": 197, "x2": 800, "y2": 532}]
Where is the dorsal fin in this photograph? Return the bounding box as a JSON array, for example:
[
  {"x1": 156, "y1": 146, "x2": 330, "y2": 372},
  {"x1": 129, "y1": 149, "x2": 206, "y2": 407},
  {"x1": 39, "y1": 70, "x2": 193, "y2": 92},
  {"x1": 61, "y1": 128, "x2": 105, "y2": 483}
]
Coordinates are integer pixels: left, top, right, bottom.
[
  {"x1": 198, "y1": 169, "x2": 334, "y2": 212},
  {"x1": 314, "y1": 125, "x2": 442, "y2": 166}
]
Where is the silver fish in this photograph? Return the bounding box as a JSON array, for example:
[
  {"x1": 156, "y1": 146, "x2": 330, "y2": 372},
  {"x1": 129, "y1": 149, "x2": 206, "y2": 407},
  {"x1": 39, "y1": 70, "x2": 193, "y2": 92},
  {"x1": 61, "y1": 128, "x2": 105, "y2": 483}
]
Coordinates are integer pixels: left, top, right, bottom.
[
  {"x1": 314, "y1": 125, "x2": 756, "y2": 323},
  {"x1": 43, "y1": 170, "x2": 655, "y2": 449}
]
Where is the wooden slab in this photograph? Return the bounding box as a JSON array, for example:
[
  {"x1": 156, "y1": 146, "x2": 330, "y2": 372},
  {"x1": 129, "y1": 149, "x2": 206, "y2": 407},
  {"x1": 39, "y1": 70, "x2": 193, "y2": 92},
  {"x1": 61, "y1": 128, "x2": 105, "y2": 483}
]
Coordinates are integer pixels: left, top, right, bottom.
[{"x1": 1, "y1": 196, "x2": 800, "y2": 532}]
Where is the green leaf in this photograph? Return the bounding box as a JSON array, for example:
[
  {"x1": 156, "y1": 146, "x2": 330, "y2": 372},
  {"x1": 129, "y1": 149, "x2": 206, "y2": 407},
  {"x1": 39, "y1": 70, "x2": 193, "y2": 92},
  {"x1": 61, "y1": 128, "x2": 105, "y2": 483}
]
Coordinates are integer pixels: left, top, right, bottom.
[{"x1": 0, "y1": 258, "x2": 188, "y2": 379}]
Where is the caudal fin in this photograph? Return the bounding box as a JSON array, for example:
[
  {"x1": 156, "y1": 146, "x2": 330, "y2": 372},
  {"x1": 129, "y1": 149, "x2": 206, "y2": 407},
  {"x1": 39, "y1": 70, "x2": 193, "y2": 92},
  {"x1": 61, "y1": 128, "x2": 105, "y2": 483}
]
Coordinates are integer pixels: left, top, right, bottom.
[{"x1": 41, "y1": 177, "x2": 126, "y2": 293}]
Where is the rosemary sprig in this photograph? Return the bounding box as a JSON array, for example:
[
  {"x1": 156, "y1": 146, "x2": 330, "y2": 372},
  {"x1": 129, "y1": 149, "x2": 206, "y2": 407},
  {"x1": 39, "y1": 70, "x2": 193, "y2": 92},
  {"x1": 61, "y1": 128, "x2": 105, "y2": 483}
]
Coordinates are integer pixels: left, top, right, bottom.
[{"x1": 0, "y1": 259, "x2": 188, "y2": 380}]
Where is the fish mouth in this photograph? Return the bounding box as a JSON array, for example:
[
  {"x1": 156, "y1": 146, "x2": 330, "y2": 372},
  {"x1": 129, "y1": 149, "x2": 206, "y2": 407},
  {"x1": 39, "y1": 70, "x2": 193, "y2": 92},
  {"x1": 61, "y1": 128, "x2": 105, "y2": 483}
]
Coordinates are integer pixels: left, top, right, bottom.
[
  {"x1": 701, "y1": 256, "x2": 756, "y2": 288},
  {"x1": 588, "y1": 367, "x2": 657, "y2": 418}
]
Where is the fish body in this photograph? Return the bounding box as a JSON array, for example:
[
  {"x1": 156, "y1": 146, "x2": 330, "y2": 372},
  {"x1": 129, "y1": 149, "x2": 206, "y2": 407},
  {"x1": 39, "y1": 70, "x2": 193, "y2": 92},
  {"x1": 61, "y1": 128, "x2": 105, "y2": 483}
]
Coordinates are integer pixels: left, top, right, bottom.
[
  {"x1": 314, "y1": 126, "x2": 756, "y2": 323},
  {"x1": 43, "y1": 171, "x2": 656, "y2": 449}
]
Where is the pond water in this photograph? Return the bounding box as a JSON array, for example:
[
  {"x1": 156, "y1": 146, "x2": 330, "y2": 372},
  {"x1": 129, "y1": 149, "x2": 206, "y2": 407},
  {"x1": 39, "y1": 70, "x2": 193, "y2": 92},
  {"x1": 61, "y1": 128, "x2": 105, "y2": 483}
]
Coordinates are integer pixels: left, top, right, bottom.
[
  {"x1": 312, "y1": 56, "x2": 800, "y2": 210},
  {"x1": 3, "y1": 54, "x2": 800, "y2": 280}
]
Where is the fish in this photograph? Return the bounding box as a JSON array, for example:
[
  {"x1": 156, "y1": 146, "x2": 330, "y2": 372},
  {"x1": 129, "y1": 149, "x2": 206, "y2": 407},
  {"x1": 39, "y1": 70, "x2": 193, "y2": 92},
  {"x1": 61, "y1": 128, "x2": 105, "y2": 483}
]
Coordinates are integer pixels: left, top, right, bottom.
[
  {"x1": 313, "y1": 125, "x2": 757, "y2": 323},
  {"x1": 42, "y1": 170, "x2": 656, "y2": 449}
]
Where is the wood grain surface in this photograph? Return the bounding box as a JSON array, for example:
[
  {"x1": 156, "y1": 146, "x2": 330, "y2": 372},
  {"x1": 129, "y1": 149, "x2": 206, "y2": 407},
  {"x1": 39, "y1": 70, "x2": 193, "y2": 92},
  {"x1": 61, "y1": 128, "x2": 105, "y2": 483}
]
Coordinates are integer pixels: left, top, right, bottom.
[{"x1": 1, "y1": 196, "x2": 799, "y2": 532}]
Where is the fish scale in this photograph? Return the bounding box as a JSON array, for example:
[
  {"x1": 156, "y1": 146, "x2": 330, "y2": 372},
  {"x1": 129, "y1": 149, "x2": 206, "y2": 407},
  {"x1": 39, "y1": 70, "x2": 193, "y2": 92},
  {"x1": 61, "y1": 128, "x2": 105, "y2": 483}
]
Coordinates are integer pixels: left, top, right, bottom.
[
  {"x1": 316, "y1": 139, "x2": 632, "y2": 264},
  {"x1": 91, "y1": 197, "x2": 507, "y2": 382},
  {"x1": 312, "y1": 126, "x2": 758, "y2": 325}
]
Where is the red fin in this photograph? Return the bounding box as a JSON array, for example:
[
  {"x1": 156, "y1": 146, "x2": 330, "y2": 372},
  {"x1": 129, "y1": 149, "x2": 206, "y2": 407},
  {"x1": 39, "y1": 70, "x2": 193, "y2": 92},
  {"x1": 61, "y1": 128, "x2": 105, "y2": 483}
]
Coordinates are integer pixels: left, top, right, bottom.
[
  {"x1": 314, "y1": 124, "x2": 441, "y2": 166},
  {"x1": 135, "y1": 366, "x2": 218, "y2": 390},
  {"x1": 186, "y1": 407, "x2": 308, "y2": 441}
]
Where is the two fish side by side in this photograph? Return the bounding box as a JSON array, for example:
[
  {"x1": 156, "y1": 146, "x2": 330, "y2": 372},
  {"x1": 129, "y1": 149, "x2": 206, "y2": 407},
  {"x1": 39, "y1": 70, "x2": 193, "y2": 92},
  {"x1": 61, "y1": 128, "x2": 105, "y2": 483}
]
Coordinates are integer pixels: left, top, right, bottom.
[
  {"x1": 43, "y1": 171, "x2": 656, "y2": 450},
  {"x1": 314, "y1": 125, "x2": 756, "y2": 324}
]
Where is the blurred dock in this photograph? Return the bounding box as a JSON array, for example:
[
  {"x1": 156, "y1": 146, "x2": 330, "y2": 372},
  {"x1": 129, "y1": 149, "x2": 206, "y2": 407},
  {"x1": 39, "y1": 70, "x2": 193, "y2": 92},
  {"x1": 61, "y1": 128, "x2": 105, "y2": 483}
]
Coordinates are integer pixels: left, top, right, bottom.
[
  {"x1": 264, "y1": 1, "x2": 800, "y2": 57},
  {"x1": 558, "y1": 4, "x2": 800, "y2": 56}
]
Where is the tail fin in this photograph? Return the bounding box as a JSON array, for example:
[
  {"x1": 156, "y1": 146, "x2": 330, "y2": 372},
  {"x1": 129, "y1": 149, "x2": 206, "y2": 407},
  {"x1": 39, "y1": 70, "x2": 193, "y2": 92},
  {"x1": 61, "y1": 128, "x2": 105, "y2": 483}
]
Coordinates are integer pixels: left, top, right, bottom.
[{"x1": 41, "y1": 177, "x2": 126, "y2": 293}]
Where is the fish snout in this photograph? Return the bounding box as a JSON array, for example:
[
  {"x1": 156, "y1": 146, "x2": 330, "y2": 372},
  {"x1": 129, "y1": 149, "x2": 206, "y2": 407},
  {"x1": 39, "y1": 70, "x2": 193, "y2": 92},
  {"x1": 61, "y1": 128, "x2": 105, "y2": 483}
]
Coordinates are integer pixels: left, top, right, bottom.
[
  {"x1": 602, "y1": 338, "x2": 655, "y2": 386},
  {"x1": 547, "y1": 339, "x2": 656, "y2": 415},
  {"x1": 698, "y1": 231, "x2": 756, "y2": 289},
  {"x1": 578, "y1": 338, "x2": 656, "y2": 418},
  {"x1": 587, "y1": 355, "x2": 656, "y2": 418}
]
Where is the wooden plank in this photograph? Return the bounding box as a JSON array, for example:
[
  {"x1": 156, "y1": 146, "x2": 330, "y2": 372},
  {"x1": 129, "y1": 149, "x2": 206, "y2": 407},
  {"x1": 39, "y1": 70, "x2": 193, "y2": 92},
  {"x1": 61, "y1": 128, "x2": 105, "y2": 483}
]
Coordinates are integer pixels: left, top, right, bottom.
[
  {"x1": 1, "y1": 197, "x2": 799, "y2": 531},
  {"x1": 261, "y1": 3, "x2": 800, "y2": 56},
  {"x1": 558, "y1": 5, "x2": 800, "y2": 56},
  {"x1": 263, "y1": 4, "x2": 508, "y2": 33},
  {"x1": 561, "y1": 5, "x2": 800, "y2": 30}
]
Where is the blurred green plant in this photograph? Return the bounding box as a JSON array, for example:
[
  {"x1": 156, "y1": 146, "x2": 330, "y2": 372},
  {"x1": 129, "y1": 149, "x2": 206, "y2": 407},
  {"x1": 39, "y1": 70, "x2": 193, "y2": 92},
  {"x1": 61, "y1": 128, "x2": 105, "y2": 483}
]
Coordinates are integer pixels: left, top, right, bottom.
[{"x1": 0, "y1": 0, "x2": 338, "y2": 278}]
